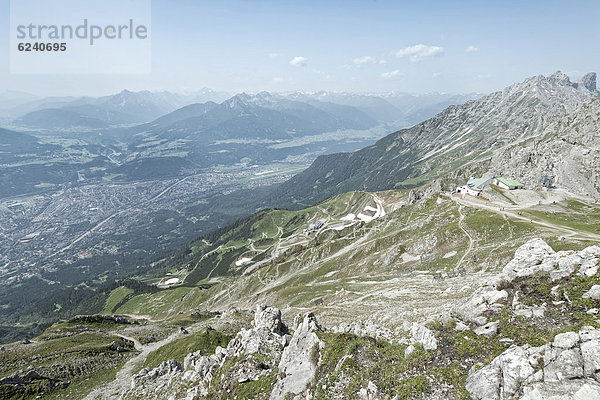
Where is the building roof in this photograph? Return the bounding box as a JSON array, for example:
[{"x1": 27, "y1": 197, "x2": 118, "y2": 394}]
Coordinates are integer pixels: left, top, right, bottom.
[
  {"x1": 496, "y1": 177, "x2": 524, "y2": 187},
  {"x1": 467, "y1": 177, "x2": 490, "y2": 189}
]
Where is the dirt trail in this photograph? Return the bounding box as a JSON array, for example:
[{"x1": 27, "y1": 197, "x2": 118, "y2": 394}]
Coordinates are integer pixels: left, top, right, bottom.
[
  {"x1": 456, "y1": 204, "x2": 474, "y2": 270},
  {"x1": 83, "y1": 322, "x2": 209, "y2": 400},
  {"x1": 449, "y1": 193, "x2": 600, "y2": 242}
]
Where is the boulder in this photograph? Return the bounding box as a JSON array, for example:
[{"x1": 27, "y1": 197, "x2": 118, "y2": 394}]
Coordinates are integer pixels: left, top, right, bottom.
[
  {"x1": 453, "y1": 287, "x2": 507, "y2": 326},
  {"x1": 500, "y1": 239, "x2": 600, "y2": 283},
  {"x1": 358, "y1": 380, "x2": 381, "y2": 400},
  {"x1": 467, "y1": 328, "x2": 600, "y2": 399},
  {"x1": 402, "y1": 321, "x2": 437, "y2": 351},
  {"x1": 544, "y1": 348, "x2": 584, "y2": 381},
  {"x1": 455, "y1": 321, "x2": 470, "y2": 331},
  {"x1": 254, "y1": 304, "x2": 287, "y2": 335},
  {"x1": 583, "y1": 285, "x2": 600, "y2": 300},
  {"x1": 229, "y1": 305, "x2": 288, "y2": 356},
  {"x1": 501, "y1": 239, "x2": 555, "y2": 281},
  {"x1": 580, "y1": 326, "x2": 600, "y2": 342},
  {"x1": 581, "y1": 339, "x2": 600, "y2": 377},
  {"x1": 522, "y1": 379, "x2": 600, "y2": 400},
  {"x1": 466, "y1": 345, "x2": 538, "y2": 400},
  {"x1": 553, "y1": 332, "x2": 580, "y2": 349}
]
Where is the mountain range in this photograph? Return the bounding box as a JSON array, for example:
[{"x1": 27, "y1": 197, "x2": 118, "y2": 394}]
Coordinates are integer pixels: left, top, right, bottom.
[
  {"x1": 5, "y1": 90, "x2": 481, "y2": 131},
  {"x1": 5, "y1": 89, "x2": 231, "y2": 127},
  {"x1": 266, "y1": 72, "x2": 599, "y2": 208},
  {"x1": 289, "y1": 90, "x2": 482, "y2": 125}
]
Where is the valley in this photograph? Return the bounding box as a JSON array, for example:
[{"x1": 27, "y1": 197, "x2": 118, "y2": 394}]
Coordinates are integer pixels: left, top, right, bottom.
[
  {"x1": 0, "y1": 87, "x2": 485, "y2": 343},
  {"x1": 0, "y1": 72, "x2": 599, "y2": 399}
]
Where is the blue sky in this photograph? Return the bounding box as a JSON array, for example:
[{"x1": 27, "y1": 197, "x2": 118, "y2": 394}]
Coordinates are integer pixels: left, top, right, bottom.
[{"x1": 1, "y1": 0, "x2": 598, "y2": 96}]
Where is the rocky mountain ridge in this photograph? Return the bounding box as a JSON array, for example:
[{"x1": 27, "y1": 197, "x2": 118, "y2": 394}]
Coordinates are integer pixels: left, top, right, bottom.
[{"x1": 267, "y1": 71, "x2": 599, "y2": 208}]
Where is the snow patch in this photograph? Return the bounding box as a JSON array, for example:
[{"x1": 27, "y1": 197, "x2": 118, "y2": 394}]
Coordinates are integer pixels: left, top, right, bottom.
[
  {"x1": 357, "y1": 213, "x2": 375, "y2": 223},
  {"x1": 443, "y1": 251, "x2": 457, "y2": 259},
  {"x1": 235, "y1": 257, "x2": 253, "y2": 267}
]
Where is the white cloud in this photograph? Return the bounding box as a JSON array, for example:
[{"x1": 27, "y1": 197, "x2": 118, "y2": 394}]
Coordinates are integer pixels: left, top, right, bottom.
[
  {"x1": 381, "y1": 70, "x2": 403, "y2": 79},
  {"x1": 465, "y1": 45, "x2": 478, "y2": 53},
  {"x1": 268, "y1": 52, "x2": 282, "y2": 59},
  {"x1": 271, "y1": 77, "x2": 286, "y2": 84},
  {"x1": 353, "y1": 56, "x2": 376, "y2": 65},
  {"x1": 395, "y1": 44, "x2": 443, "y2": 62},
  {"x1": 289, "y1": 56, "x2": 308, "y2": 67},
  {"x1": 432, "y1": 72, "x2": 442, "y2": 78}
]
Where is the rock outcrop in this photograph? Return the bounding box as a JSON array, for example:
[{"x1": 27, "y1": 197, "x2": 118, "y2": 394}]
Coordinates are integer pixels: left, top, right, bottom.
[
  {"x1": 270, "y1": 312, "x2": 324, "y2": 400},
  {"x1": 125, "y1": 305, "x2": 326, "y2": 400},
  {"x1": 0, "y1": 365, "x2": 70, "y2": 391},
  {"x1": 584, "y1": 285, "x2": 600, "y2": 300},
  {"x1": 402, "y1": 321, "x2": 438, "y2": 351},
  {"x1": 500, "y1": 238, "x2": 600, "y2": 282},
  {"x1": 466, "y1": 327, "x2": 600, "y2": 400},
  {"x1": 332, "y1": 319, "x2": 394, "y2": 342},
  {"x1": 459, "y1": 239, "x2": 600, "y2": 399},
  {"x1": 122, "y1": 238, "x2": 599, "y2": 399},
  {"x1": 127, "y1": 304, "x2": 290, "y2": 398},
  {"x1": 454, "y1": 286, "x2": 508, "y2": 326},
  {"x1": 454, "y1": 239, "x2": 600, "y2": 329}
]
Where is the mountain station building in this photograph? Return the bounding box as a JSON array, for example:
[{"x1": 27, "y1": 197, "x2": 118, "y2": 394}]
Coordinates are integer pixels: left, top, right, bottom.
[{"x1": 456, "y1": 176, "x2": 524, "y2": 196}]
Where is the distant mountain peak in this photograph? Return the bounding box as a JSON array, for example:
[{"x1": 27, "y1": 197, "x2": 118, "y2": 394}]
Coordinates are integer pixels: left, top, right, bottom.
[
  {"x1": 548, "y1": 70, "x2": 571, "y2": 85},
  {"x1": 520, "y1": 71, "x2": 597, "y2": 94},
  {"x1": 225, "y1": 93, "x2": 252, "y2": 109},
  {"x1": 578, "y1": 72, "x2": 596, "y2": 92}
]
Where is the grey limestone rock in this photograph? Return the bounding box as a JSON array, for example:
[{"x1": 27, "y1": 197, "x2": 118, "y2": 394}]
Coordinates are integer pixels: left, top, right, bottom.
[
  {"x1": 270, "y1": 312, "x2": 324, "y2": 400},
  {"x1": 402, "y1": 321, "x2": 437, "y2": 351},
  {"x1": 583, "y1": 285, "x2": 600, "y2": 300},
  {"x1": 467, "y1": 327, "x2": 600, "y2": 400}
]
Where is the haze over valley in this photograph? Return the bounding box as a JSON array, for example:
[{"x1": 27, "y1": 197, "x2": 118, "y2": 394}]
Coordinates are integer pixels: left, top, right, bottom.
[{"x1": 0, "y1": 88, "x2": 481, "y2": 340}]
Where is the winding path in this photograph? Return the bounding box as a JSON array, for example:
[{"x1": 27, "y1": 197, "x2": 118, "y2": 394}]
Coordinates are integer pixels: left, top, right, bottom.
[
  {"x1": 456, "y1": 204, "x2": 474, "y2": 270},
  {"x1": 448, "y1": 193, "x2": 600, "y2": 242}
]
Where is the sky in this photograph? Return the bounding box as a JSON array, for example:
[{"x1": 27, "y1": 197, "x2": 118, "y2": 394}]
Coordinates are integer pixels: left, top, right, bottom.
[{"x1": 0, "y1": 0, "x2": 599, "y2": 97}]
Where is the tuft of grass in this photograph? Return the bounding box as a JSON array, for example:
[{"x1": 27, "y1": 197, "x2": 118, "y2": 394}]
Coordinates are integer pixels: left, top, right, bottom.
[
  {"x1": 142, "y1": 328, "x2": 231, "y2": 370},
  {"x1": 313, "y1": 332, "x2": 435, "y2": 399}
]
